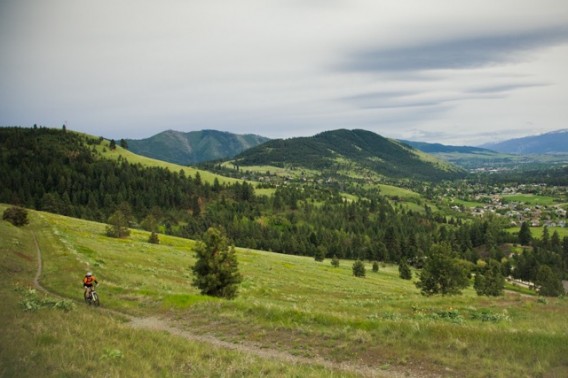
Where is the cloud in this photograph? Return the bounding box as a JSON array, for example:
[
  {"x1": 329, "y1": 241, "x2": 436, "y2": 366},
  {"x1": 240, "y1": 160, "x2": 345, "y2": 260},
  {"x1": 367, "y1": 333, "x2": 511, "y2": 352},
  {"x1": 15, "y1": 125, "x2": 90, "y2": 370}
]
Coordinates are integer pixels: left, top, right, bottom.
[{"x1": 340, "y1": 26, "x2": 568, "y2": 73}]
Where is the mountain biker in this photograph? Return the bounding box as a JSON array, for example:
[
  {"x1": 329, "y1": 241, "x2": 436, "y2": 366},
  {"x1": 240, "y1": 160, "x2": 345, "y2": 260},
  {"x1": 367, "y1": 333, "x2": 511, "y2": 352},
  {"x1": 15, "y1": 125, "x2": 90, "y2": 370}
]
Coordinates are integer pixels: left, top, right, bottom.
[{"x1": 83, "y1": 272, "x2": 98, "y2": 302}]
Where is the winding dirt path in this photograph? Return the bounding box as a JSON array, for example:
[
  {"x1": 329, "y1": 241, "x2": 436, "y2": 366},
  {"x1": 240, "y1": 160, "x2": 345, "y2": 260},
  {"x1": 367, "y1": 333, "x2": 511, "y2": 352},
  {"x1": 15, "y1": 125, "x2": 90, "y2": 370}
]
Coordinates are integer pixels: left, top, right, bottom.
[{"x1": 31, "y1": 232, "x2": 422, "y2": 378}]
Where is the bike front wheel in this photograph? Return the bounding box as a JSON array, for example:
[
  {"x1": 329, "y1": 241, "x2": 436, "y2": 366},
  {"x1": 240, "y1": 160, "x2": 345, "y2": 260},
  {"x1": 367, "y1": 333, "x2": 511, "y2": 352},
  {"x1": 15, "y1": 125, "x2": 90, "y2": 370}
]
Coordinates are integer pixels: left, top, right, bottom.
[{"x1": 91, "y1": 292, "x2": 100, "y2": 306}]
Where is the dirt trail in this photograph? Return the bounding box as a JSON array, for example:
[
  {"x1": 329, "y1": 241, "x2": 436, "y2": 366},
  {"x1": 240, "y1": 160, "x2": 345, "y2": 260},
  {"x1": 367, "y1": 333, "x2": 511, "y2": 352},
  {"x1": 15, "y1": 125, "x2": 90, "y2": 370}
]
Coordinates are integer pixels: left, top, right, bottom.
[{"x1": 31, "y1": 232, "x2": 423, "y2": 378}]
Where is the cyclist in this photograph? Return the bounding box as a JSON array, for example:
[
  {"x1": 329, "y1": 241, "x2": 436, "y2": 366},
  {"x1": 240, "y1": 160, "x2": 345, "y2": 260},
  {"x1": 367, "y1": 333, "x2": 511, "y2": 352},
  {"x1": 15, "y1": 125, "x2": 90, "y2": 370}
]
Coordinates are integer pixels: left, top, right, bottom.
[{"x1": 83, "y1": 272, "x2": 98, "y2": 302}]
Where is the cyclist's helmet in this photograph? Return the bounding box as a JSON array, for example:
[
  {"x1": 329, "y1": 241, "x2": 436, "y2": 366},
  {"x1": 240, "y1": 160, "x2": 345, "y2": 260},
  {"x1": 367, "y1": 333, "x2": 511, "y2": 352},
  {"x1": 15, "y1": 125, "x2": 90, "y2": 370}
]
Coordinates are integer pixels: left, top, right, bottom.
[{"x1": 86, "y1": 272, "x2": 92, "y2": 276}]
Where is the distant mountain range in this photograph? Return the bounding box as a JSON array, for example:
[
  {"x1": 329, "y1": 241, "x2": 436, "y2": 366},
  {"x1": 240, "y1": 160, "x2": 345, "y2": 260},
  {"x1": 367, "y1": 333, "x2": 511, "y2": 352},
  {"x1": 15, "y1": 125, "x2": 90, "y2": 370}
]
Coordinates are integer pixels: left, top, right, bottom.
[
  {"x1": 126, "y1": 130, "x2": 270, "y2": 165},
  {"x1": 480, "y1": 129, "x2": 568, "y2": 154},
  {"x1": 233, "y1": 129, "x2": 462, "y2": 181},
  {"x1": 400, "y1": 140, "x2": 496, "y2": 155}
]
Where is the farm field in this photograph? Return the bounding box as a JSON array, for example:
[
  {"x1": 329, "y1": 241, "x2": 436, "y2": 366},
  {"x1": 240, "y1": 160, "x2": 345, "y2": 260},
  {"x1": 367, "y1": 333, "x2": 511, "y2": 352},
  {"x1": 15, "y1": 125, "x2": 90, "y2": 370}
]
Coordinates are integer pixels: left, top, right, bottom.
[
  {"x1": 1, "y1": 205, "x2": 567, "y2": 377},
  {"x1": 507, "y1": 225, "x2": 568, "y2": 240}
]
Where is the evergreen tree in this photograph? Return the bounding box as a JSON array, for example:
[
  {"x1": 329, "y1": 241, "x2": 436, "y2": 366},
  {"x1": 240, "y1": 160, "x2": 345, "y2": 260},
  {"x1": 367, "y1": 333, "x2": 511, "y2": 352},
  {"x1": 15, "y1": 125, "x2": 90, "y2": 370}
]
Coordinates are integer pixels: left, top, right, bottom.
[
  {"x1": 331, "y1": 255, "x2": 340, "y2": 267},
  {"x1": 148, "y1": 231, "x2": 160, "y2": 244},
  {"x1": 518, "y1": 221, "x2": 532, "y2": 246},
  {"x1": 416, "y1": 242, "x2": 471, "y2": 296},
  {"x1": 399, "y1": 259, "x2": 412, "y2": 280},
  {"x1": 535, "y1": 265, "x2": 564, "y2": 297},
  {"x1": 372, "y1": 261, "x2": 379, "y2": 273},
  {"x1": 106, "y1": 209, "x2": 130, "y2": 238},
  {"x1": 352, "y1": 259, "x2": 365, "y2": 277},
  {"x1": 314, "y1": 245, "x2": 326, "y2": 262},
  {"x1": 474, "y1": 259, "x2": 504, "y2": 296},
  {"x1": 192, "y1": 227, "x2": 242, "y2": 299}
]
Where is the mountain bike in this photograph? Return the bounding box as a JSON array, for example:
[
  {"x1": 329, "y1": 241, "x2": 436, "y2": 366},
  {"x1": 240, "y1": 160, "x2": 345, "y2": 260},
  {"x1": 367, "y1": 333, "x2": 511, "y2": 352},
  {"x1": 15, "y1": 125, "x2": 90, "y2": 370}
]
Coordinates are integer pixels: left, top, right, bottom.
[{"x1": 86, "y1": 287, "x2": 100, "y2": 306}]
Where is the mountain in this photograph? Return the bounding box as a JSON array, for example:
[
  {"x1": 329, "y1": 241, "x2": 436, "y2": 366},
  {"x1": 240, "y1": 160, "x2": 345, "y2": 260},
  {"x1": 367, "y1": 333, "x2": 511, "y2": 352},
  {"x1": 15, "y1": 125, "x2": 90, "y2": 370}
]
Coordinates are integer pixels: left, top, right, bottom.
[
  {"x1": 400, "y1": 140, "x2": 497, "y2": 155},
  {"x1": 233, "y1": 129, "x2": 463, "y2": 181},
  {"x1": 126, "y1": 130, "x2": 270, "y2": 165},
  {"x1": 481, "y1": 129, "x2": 568, "y2": 154}
]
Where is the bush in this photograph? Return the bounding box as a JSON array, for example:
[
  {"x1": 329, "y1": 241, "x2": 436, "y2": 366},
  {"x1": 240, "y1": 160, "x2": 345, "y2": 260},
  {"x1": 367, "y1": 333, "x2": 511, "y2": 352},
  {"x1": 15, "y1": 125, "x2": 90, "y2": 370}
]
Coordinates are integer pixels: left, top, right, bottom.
[
  {"x1": 148, "y1": 232, "x2": 160, "y2": 244},
  {"x1": 372, "y1": 261, "x2": 379, "y2": 272},
  {"x1": 352, "y1": 259, "x2": 365, "y2": 277},
  {"x1": 3, "y1": 206, "x2": 29, "y2": 226},
  {"x1": 331, "y1": 255, "x2": 340, "y2": 267},
  {"x1": 399, "y1": 259, "x2": 412, "y2": 280}
]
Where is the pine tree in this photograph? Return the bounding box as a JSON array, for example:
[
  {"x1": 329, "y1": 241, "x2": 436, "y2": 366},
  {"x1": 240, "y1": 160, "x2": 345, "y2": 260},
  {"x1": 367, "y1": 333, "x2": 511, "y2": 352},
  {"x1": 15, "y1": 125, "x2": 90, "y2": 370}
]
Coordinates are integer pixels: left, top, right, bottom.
[
  {"x1": 535, "y1": 265, "x2": 564, "y2": 297},
  {"x1": 148, "y1": 231, "x2": 159, "y2": 244},
  {"x1": 106, "y1": 209, "x2": 130, "y2": 238},
  {"x1": 518, "y1": 221, "x2": 532, "y2": 246},
  {"x1": 416, "y1": 242, "x2": 471, "y2": 296},
  {"x1": 399, "y1": 259, "x2": 412, "y2": 280},
  {"x1": 192, "y1": 227, "x2": 242, "y2": 299},
  {"x1": 352, "y1": 259, "x2": 365, "y2": 277},
  {"x1": 331, "y1": 255, "x2": 340, "y2": 267},
  {"x1": 2, "y1": 206, "x2": 29, "y2": 226},
  {"x1": 372, "y1": 261, "x2": 379, "y2": 272},
  {"x1": 474, "y1": 259, "x2": 504, "y2": 296}
]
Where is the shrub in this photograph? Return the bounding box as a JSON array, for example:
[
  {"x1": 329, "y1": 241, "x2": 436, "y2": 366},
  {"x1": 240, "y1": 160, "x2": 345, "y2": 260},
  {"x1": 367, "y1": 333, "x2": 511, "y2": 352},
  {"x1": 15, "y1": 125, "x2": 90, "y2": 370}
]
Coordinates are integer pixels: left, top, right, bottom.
[
  {"x1": 398, "y1": 259, "x2": 412, "y2": 280},
  {"x1": 148, "y1": 232, "x2": 160, "y2": 244},
  {"x1": 3, "y1": 206, "x2": 29, "y2": 226},
  {"x1": 372, "y1": 261, "x2": 379, "y2": 272},
  {"x1": 352, "y1": 259, "x2": 365, "y2": 277},
  {"x1": 331, "y1": 255, "x2": 340, "y2": 267}
]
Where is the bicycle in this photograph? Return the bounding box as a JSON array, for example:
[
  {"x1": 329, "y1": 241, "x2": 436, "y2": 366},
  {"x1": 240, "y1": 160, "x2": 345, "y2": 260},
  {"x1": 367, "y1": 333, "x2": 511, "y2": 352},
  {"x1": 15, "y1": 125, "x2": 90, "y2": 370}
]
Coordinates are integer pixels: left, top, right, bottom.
[{"x1": 85, "y1": 286, "x2": 100, "y2": 306}]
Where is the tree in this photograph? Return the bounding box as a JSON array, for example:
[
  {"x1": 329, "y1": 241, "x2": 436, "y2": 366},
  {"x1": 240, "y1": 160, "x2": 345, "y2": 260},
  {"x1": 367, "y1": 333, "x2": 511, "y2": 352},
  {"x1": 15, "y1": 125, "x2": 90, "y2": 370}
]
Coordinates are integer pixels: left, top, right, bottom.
[
  {"x1": 331, "y1": 255, "x2": 340, "y2": 267},
  {"x1": 109, "y1": 139, "x2": 116, "y2": 150},
  {"x1": 399, "y1": 259, "x2": 412, "y2": 280},
  {"x1": 535, "y1": 265, "x2": 564, "y2": 297},
  {"x1": 474, "y1": 259, "x2": 504, "y2": 296},
  {"x1": 352, "y1": 259, "x2": 365, "y2": 277},
  {"x1": 192, "y1": 227, "x2": 242, "y2": 299},
  {"x1": 416, "y1": 242, "x2": 471, "y2": 296},
  {"x1": 518, "y1": 221, "x2": 532, "y2": 246},
  {"x1": 106, "y1": 210, "x2": 130, "y2": 238},
  {"x1": 3, "y1": 206, "x2": 29, "y2": 226},
  {"x1": 314, "y1": 246, "x2": 326, "y2": 262},
  {"x1": 148, "y1": 231, "x2": 159, "y2": 244},
  {"x1": 120, "y1": 139, "x2": 128, "y2": 149},
  {"x1": 372, "y1": 261, "x2": 379, "y2": 273}
]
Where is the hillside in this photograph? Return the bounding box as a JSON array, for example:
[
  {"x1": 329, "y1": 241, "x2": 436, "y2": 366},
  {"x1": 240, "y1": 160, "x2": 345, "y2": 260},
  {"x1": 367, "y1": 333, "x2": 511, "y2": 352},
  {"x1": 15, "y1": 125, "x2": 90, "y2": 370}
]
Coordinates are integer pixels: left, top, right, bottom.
[
  {"x1": 481, "y1": 129, "x2": 568, "y2": 154},
  {"x1": 2, "y1": 205, "x2": 567, "y2": 377},
  {"x1": 234, "y1": 129, "x2": 463, "y2": 181},
  {"x1": 126, "y1": 129, "x2": 270, "y2": 165}
]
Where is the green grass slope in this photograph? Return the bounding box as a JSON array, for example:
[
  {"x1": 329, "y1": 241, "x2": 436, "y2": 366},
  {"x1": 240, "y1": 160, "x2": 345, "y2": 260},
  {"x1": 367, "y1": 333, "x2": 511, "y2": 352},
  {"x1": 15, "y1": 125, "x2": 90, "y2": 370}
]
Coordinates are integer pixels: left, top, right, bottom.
[{"x1": 2, "y1": 205, "x2": 567, "y2": 377}]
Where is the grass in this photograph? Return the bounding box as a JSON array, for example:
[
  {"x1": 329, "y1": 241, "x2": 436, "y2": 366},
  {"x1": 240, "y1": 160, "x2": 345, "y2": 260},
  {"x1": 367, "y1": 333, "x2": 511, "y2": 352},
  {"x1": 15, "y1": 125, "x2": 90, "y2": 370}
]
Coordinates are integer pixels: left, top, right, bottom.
[
  {"x1": 2, "y1": 204, "x2": 568, "y2": 377},
  {"x1": 0, "y1": 205, "x2": 354, "y2": 377},
  {"x1": 507, "y1": 226, "x2": 568, "y2": 240},
  {"x1": 502, "y1": 194, "x2": 557, "y2": 206}
]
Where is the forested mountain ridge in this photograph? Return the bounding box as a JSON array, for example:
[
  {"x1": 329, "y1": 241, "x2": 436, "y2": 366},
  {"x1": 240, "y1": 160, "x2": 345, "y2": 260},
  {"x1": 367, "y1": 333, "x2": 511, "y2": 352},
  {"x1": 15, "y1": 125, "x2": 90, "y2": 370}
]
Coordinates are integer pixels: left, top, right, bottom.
[
  {"x1": 481, "y1": 129, "x2": 568, "y2": 154},
  {"x1": 126, "y1": 129, "x2": 270, "y2": 165},
  {"x1": 234, "y1": 129, "x2": 463, "y2": 181}
]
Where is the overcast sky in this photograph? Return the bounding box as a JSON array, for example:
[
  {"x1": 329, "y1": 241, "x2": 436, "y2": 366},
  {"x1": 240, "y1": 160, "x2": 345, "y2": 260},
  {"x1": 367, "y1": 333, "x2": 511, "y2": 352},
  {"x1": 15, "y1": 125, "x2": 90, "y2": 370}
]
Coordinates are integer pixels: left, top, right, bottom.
[{"x1": 1, "y1": 0, "x2": 568, "y2": 145}]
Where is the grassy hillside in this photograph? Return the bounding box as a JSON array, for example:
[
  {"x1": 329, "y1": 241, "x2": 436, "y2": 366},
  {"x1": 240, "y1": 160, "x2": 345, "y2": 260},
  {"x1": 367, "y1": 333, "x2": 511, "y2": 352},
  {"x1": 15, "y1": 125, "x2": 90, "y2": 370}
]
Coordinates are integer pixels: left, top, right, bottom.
[{"x1": 2, "y1": 205, "x2": 567, "y2": 377}]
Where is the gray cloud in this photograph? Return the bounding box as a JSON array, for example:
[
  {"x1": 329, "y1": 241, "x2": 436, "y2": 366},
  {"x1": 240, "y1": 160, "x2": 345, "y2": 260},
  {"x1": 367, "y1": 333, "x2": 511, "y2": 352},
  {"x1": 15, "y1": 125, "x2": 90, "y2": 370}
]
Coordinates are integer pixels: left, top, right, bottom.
[{"x1": 341, "y1": 26, "x2": 568, "y2": 72}]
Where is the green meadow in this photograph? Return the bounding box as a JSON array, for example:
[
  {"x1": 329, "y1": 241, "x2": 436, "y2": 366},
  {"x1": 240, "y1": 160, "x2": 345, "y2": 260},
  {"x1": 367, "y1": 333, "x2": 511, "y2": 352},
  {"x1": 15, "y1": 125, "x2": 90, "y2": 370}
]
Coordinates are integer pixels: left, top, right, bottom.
[{"x1": 1, "y1": 205, "x2": 567, "y2": 377}]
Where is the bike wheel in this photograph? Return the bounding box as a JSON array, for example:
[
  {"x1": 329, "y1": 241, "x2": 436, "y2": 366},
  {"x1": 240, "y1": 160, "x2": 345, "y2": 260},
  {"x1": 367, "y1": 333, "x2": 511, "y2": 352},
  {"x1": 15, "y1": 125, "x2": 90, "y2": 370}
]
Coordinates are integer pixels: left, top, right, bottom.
[{"x1": 91, "y1": 292, "x2": 100, "y2": 307}]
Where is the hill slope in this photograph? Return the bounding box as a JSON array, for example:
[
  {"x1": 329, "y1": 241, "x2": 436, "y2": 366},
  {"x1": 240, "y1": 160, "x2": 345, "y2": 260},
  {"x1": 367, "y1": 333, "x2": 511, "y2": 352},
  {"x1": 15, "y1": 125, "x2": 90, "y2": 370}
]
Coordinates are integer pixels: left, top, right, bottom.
[
  {"x1": 126, "y1": 129, "x2": 270, "y2": 165},
  {"x1": 234, "y1": 129, "x2": 463, "y2": 181},
  {"x1": 481, "y1": 129, "x2": 568, "y2": 154}
]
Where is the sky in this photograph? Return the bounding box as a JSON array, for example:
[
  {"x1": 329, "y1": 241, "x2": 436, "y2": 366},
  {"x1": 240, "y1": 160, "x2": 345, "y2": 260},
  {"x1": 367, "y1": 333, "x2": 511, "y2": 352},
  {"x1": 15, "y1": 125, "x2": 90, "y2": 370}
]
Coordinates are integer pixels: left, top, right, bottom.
[{"x1": 1, "y1": 0, "x2": 568, "y2": 145}]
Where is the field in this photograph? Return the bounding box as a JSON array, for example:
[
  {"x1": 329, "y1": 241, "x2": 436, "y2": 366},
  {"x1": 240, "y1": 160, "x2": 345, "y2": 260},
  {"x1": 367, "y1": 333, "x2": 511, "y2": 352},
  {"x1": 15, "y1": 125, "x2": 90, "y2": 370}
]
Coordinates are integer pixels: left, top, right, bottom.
[
  {"x1": 2, "y1": 205, "x2": 568, "y2": 377},
  {"x1": 507, "y1": 225, "x2": 568, "y2": 240},
  {"x1": 502, "y1": 194, "x2": 558, "y2": 206}
]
